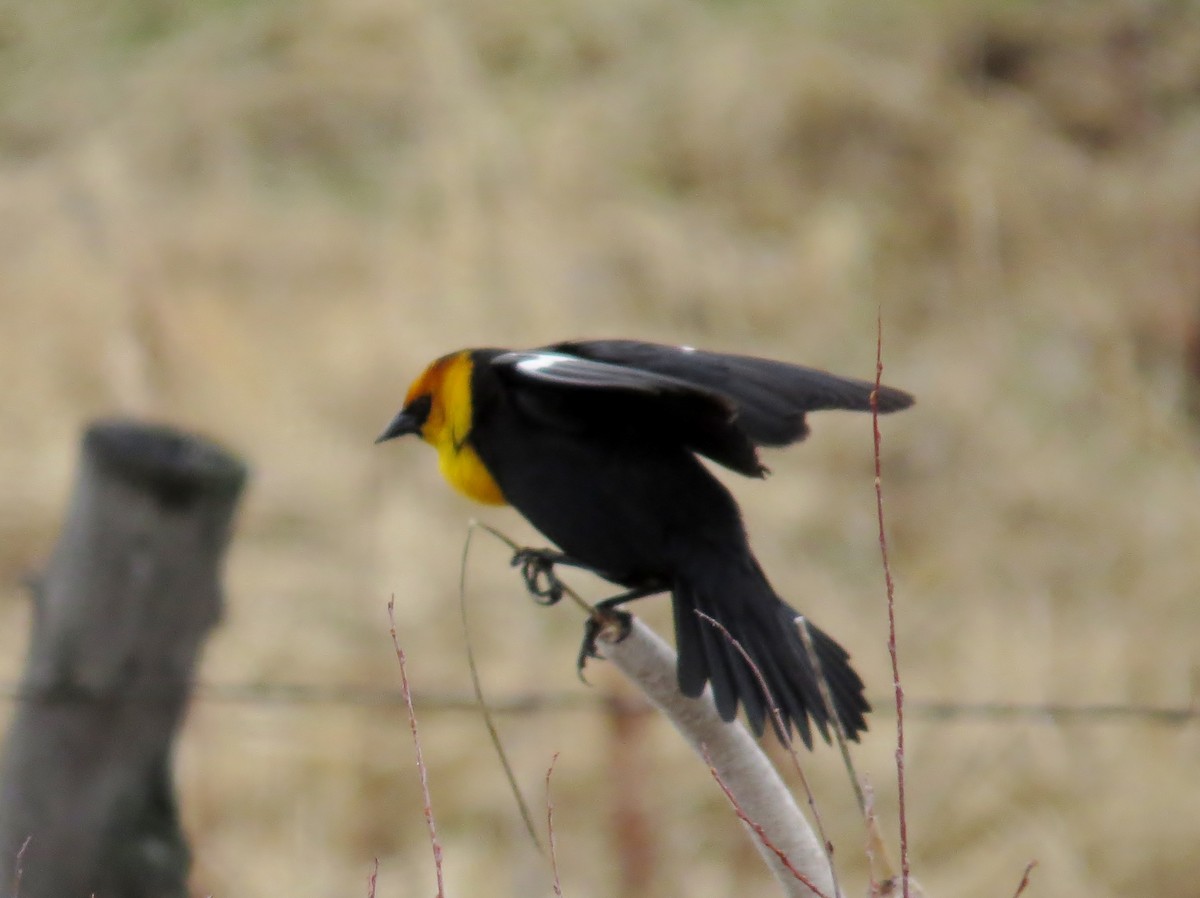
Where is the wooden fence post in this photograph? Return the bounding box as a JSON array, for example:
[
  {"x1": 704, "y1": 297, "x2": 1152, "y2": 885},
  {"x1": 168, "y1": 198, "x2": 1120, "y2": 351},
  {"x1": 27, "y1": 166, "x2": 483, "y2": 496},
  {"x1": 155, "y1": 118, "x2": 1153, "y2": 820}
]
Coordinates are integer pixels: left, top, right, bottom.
[{"x1": 0, "y1": 420, "x2": 247, "y2": 898}]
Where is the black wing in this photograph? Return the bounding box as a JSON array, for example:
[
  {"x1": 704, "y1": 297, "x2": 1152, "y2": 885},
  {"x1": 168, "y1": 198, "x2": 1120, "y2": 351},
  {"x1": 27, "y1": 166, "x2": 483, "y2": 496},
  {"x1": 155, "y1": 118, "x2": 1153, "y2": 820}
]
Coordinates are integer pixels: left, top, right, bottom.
[
  {"x1": 490, "y1": 351, "x2": 765, "y2": 477},
  {"x1": 549, "y1": 339, "x2": 914, "y2": 446}
]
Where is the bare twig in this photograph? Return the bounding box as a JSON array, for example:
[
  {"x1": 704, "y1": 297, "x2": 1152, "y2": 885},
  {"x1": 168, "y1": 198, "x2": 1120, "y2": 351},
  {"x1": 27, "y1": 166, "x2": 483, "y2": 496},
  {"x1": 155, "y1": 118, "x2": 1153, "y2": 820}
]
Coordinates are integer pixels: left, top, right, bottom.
[
  {"x1": 701, "y1": 746, "x2": 832, "y2": 898},
  {"x1": 546, "y1": 753, "x2": 563, "y2": 897},
  {"x1": 693, "y1": 610, "x2": 841, "y2": 898},
  {"x1": 387, "y1": 599, "x2": 445, "y2": 898},
  {"x1": 474, "y1": 522, "x2": 594, "y2": 616},
  {"x1": 598, "y1": 617, "x2": 835, "y2": 897},
  {"x1": 12, "y1": 836, "x2": 30, "y2": 898},
  {"x1": 366, "y1": 857, "x2": 379, "y2": 898},
  {"x1": 459, "y1": 521, "x2": 545, "y2": 855},
  {"x1": 796, "y1": 616, "x2": 866, "y2": 816},
  {"x1": 1011, "y1": 860, "x2": 1038, "y2": 898},
  {"x1": 862, "y1": 781, "x2": 900, "y2": 895},
  {"x1": 872, "y1": 311, "x2": 909, "y2": 898}
]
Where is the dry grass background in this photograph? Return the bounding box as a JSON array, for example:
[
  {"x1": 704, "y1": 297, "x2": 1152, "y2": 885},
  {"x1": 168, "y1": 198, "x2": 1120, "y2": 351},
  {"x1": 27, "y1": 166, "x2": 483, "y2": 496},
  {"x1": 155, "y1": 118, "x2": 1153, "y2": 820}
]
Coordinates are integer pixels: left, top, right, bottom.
[{"x1": 1, "y1": 0, "x2": 1199, "y2": 895}]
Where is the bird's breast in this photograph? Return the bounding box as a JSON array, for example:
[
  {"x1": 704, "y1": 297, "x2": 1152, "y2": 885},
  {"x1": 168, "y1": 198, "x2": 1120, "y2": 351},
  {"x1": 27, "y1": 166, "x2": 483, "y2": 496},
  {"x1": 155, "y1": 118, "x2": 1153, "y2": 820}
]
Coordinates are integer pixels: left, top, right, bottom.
[{"x1": 436, "y1": 440, "x2": 507, "y2": 506}]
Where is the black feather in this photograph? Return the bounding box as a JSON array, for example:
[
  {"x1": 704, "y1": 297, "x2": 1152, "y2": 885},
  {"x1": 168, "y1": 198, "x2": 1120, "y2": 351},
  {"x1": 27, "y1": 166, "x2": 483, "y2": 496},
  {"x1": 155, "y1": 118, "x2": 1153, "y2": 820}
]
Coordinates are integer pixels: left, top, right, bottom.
[
  {"x1": 491, "y1": 350, "x2": 766, "y2": 476},
  {"x1": 552, "y1": 339, "x2": 914, "y2": 447}
]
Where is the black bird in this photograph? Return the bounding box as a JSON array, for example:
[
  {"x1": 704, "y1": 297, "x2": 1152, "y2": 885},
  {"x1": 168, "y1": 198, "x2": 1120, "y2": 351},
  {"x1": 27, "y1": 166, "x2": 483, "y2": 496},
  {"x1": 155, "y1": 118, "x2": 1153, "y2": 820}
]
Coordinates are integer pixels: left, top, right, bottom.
[{"x1": 377, "y1": 339, "x2": 913, "y2": 745}]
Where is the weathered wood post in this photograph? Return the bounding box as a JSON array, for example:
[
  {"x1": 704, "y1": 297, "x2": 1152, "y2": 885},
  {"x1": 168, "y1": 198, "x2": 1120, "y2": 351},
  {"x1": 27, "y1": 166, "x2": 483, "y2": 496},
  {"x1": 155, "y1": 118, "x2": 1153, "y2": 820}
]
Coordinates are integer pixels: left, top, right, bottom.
[{"x1": 0, "y1": 420, "x2": 247, "y2": 898}]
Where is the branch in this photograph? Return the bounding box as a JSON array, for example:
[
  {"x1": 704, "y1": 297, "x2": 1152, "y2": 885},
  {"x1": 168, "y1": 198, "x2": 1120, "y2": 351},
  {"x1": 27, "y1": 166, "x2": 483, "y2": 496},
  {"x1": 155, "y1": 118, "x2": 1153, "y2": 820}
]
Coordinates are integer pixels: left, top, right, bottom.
[
  {"x1": 596, "y1": 618, "x2": 835, "y2": 898},
  {"x1": 872, "y1": 312, "x2": 910, "y2": 898},
  {"x1": 388, "y1": 601, "x2": 446, "y2": 898}
]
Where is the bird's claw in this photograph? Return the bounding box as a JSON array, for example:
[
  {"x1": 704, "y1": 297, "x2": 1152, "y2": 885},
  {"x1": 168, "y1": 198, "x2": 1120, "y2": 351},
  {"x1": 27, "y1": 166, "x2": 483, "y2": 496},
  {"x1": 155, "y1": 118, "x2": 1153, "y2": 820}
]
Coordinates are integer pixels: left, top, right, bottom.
[
  {"x1": 511, "y1": 548, "x2": 566, "y2": 606},
  {"x1": 576, "y1": 607, "x2": 633, "y2": 681}
]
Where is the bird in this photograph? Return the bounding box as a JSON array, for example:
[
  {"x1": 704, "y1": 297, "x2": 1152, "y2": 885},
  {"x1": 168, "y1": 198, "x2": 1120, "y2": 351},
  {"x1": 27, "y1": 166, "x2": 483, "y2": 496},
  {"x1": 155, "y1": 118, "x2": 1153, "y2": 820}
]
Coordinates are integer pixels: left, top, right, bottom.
[{"x1": 376, "y1": 339, "x2": 913, "y2": 746}]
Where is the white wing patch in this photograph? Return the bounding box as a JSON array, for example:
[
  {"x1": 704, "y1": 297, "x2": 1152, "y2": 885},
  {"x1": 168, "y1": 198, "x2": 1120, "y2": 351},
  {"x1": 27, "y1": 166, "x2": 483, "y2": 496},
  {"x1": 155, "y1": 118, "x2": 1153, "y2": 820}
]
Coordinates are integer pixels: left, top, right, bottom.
[
  {"x1": 499, "y1": 348, "x2": 730, "y2": 399},
  {"x1": 514, "y1": 352, "x2": 575, "y2": 374}
]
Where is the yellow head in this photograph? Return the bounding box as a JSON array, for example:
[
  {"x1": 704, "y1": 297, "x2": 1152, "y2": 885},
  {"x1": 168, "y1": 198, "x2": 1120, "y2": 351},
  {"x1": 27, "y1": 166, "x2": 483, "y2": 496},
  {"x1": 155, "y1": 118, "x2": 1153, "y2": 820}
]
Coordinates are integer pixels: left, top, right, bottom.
[{"x1": 377, "y1": 351, "x2": 507, "y2": 506}]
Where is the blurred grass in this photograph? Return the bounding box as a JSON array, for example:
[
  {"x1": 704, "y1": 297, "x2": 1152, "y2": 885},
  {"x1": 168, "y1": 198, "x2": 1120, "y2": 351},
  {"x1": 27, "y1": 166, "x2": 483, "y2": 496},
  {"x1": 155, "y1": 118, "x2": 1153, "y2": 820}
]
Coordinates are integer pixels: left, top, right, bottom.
[{"x1": 2, "y1": 0, "x2": 1199, "y2": 895}]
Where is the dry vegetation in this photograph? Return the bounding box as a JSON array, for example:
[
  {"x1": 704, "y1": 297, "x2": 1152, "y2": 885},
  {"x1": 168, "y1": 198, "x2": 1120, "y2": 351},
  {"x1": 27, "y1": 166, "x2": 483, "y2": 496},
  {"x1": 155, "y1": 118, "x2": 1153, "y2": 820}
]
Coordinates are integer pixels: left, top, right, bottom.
[{"x1": 2, "y1": 0, "x2": 1199, "y2": 895}]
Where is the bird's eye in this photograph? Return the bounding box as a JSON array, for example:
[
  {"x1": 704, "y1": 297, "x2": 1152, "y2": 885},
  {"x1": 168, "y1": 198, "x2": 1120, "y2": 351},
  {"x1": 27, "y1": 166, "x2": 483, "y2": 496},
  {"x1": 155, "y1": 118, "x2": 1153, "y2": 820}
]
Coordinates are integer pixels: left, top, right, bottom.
[{"x1": 406, "y1": 393, "x2": 433, "y2": 425}]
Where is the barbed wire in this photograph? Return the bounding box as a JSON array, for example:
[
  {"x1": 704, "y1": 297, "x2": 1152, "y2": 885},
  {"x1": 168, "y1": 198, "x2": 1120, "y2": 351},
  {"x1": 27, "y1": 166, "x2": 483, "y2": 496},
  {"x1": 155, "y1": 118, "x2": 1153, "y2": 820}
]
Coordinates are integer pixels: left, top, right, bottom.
[{"x1": 0, "y1": 680, "x2": 1195, "y2": 725}]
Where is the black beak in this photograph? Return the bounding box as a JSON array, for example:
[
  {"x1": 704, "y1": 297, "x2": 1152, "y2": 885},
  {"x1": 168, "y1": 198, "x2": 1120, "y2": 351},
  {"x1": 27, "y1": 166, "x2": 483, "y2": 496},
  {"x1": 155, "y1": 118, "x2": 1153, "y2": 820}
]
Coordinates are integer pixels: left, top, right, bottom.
[{"x1": 375, "y1": 410, "x2": 422, "y2": 444}]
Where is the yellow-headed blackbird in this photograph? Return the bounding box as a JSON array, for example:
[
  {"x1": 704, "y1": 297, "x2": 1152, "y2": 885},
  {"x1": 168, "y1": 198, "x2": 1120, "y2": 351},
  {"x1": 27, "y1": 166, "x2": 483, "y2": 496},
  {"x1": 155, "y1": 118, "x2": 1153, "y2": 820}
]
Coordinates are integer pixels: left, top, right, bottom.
[{"x1": 377, "y1": 339, "x2": 912, "y2": 746}]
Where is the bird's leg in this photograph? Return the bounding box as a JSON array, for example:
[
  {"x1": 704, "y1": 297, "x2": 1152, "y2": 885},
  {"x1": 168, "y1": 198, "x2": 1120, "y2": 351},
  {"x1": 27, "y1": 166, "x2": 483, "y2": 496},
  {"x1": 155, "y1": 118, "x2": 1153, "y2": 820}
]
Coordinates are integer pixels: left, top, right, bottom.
[
  {"x1": 577, "y1": 583, "x2": 669, "y2": 677},
  {"x1": 511, "y1": 547, "x2": 596, "y2": 606}
]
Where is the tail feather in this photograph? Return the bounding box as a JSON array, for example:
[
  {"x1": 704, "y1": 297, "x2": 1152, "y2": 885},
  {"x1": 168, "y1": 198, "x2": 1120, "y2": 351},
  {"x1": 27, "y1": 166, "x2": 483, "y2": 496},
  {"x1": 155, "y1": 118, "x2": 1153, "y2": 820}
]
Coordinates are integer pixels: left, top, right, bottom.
[
  {"x1": 744, "y1": 624, "x2": 819, "y2": 746},
  {"x1": 671, "y1": 566, "x2": 869, "y2": 746},
  {"x1": 695, "y1": 602, "x2": 741, "y2": 722},
  {"x1": 690, "y1": 585, "x2": 768, "y2": 733},
  {"x1": 804, "y1": 621, "x2": 869, "y2": 736},
  {"x1": 672, "y1": 582, "x2": 708, "y2": 698}
]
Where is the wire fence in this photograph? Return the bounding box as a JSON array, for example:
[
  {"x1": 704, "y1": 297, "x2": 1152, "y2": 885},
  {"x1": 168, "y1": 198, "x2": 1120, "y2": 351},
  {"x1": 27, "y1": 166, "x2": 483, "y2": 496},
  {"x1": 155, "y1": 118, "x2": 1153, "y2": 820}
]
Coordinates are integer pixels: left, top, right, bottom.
[{"x1": 0, "y1": 680, "x2": 1195, "y2": 725}]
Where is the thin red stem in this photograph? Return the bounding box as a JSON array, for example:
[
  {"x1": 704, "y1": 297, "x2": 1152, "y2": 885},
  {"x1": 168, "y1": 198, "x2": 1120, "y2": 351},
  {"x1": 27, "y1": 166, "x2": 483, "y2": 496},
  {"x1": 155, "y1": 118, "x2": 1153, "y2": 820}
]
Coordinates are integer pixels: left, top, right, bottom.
[
  {"x1": 367, "y1": 858, "x2": 379, "y2": 898},
  {"x1": 701, "y1": 746, "x2": 833, "y2": 898},
  {"x1": 693, "y1": 610, "x2": 841, "y2": 898},
  {"x1": 546, "y1": 753, "x2": 564, "y2": 897},
  {"x1": 388, "y1": 598, "x2": 446, "y2": 898},
  {"x1": 871, "y1": 313, "x2": 909, "y2": 898},
  {"x1": 1012, "y1": 860, "x2": 1038, "y2": 898}
]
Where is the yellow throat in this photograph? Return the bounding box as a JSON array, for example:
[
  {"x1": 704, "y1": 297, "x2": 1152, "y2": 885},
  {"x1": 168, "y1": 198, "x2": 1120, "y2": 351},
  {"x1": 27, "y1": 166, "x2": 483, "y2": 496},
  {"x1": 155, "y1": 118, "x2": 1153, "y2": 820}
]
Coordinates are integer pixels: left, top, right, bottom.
[{"x1": 410, "y1": 351, "x2": 507, "y2": 506}]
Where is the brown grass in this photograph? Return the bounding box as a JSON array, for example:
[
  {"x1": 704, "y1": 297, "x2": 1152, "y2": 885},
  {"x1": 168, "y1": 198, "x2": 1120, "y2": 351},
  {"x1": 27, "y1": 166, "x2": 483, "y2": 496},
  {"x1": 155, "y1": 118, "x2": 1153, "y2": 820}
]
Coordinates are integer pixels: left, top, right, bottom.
[{"x1": 2, "y1": 0, "x2": 1199, "y2": 895}]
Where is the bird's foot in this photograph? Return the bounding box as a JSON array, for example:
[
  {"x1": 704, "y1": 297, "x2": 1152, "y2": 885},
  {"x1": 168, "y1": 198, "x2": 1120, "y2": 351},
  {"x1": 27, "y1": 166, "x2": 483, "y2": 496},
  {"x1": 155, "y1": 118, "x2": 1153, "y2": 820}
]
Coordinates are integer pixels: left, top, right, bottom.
[
  {"x1": 576, "y1": 607, "x2": 633, "y2": 681},
  {"x1": 511, "y1": 547, "x2": 569, "y2": 606}
]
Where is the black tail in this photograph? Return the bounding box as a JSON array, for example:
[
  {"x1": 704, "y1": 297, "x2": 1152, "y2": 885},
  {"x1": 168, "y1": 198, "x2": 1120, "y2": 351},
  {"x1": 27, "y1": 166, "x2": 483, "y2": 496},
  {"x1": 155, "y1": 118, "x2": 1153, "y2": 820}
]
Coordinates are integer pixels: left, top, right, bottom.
[{"x1": 671, "y1": 560, "x2": 869, "y2": 747}]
